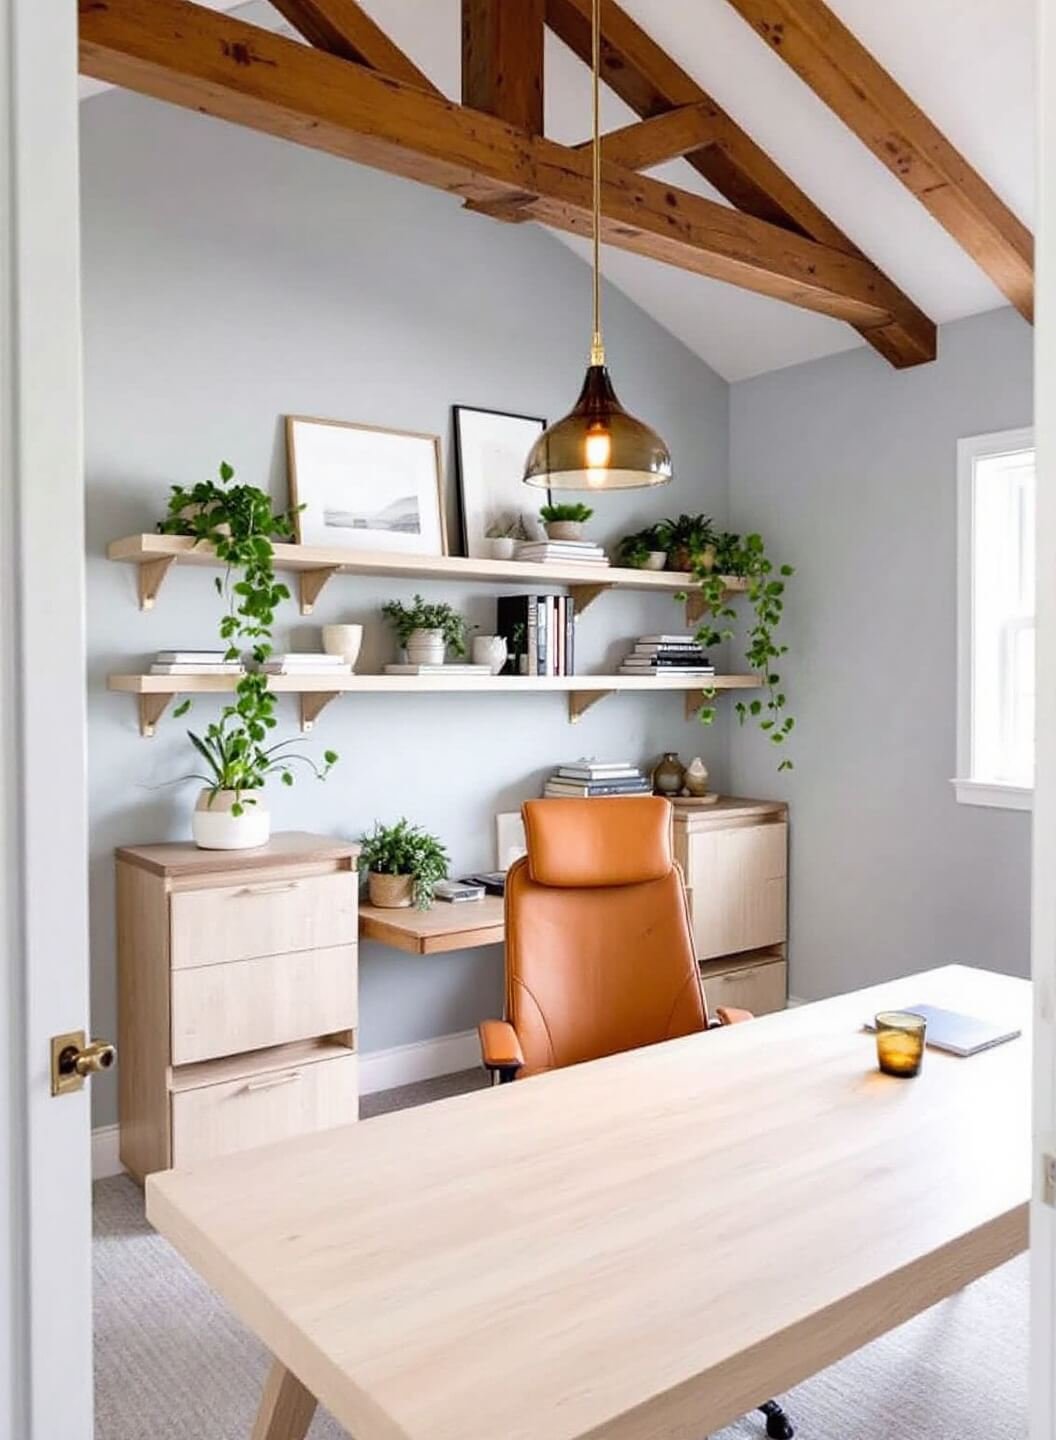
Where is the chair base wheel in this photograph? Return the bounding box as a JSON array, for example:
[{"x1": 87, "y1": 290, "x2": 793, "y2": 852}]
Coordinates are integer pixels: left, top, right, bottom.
[{"x1": 759, "y1": 1399, "x2": 794, "y2": 1439}]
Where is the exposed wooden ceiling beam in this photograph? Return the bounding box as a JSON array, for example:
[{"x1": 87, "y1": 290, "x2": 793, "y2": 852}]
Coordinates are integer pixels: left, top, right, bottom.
[
  {"x1": 546, "y1": 0, "x2": 935, "y2": 367},
  {"x1": 722, "y1": 0, "x2": 1034, "y2": 321},
  {"x1": 462, "y1": 0, "x2": 545, "y2": 135},
  {"x1": 79, "y1": 0, "x2": 934, "y2": 361},
  {"x1": 267, "y1": 0, "x2": 439, "y2": 93},
  {"x1": 585, "y1": 104, "x2": 719, "y2": 171}
]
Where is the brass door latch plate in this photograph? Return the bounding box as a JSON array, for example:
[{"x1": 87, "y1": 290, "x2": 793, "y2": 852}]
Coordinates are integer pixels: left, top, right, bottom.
[{"x1": 51, "y1": 1031, "x2": 117, "y2": 1096}]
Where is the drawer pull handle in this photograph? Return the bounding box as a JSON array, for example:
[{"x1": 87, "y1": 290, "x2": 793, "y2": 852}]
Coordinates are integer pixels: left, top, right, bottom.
[
  {"x1": 236, "y1": 882, "x2": 302, "y2": 897},
  {"x1": 244, "y1": 1071, "x2": 304, "y2": 1092}
]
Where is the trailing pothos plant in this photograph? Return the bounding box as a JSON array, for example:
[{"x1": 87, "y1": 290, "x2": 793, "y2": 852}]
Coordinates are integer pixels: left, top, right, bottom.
[
  {"x1": 682, "y1": 530, "x2": 795, "y2": 771},
  {"x1": 159, "y1": 461, "x2": 336, "y2": 813}
]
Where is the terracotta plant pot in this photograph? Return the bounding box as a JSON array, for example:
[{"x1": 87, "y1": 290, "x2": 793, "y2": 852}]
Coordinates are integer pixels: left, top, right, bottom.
[
  {"x1": 405, "y1": 628, "x2": 446, "y2": 666},
  {"x1": 191, "y1": 788, "x2": 270, "y2": 850},
  {"x1": 546, "y1": 520, "x2": 583, "y2": 541},
  {"x1": 368, "y1": 871, "x2": 414, "y2": 908},
  {"x1": 668, "y1": 543, "x2": 716, "y2": 574}
]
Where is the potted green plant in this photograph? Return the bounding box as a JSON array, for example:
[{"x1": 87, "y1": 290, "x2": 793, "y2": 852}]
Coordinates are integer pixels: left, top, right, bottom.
[
  {"x1": 539, "y1": 501, "x2": 593, "y2": 542},
  {"x1": 359, "y1": 818, "x2": 450, "y2": 909},
  {"x1": 485, "y1": 513, "x2": 529, "y2": 560},
  {"x1": 159, "y1": 461, "x2": 337, "y2": 848},
  {"x1": 662, "y1": 514, "x2": 718, "y2": 572},
  {"x1": 617, "y1": 523, "x2": 669, "y2": 571},
  {"x1": 382, "y1": 595, "x2": 467, "y2": 666}
]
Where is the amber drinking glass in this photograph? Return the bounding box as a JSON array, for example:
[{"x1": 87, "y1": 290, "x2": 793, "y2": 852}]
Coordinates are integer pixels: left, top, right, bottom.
[{"x1": 875, "y1": 1011, "x2": 927, "y2": 1077}]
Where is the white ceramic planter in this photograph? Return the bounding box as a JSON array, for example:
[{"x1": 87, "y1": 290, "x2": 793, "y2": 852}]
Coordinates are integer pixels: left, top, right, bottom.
[
  {"x1": 472, "y1": 634, "x2": 508, "y2": 675},
  {"x1": 487, "y1": 536, "x2": 518, "y2": 560},
  {"x1": 406, "y1": 628, "x2": 446, "y2": 665},
  {"x1": 642, "y1": 551, "x2": 667, "y2": 570},
  {"x1": 322, "y1": 623, "x2": 363, "y2": 670},
  {"x1": 546, "y1": 520, "x2": 583, "y2": 541},
  {"x1": 191, "y1": 788, "x2": 270, "y2": 850}
]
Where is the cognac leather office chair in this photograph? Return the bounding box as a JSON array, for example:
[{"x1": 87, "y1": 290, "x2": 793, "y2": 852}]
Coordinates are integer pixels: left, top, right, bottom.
[{"x1": 478, "y1": 795, "x2": 794, "y2": 1440}]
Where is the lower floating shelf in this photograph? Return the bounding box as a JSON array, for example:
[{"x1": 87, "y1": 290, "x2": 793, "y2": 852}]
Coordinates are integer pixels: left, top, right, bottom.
[{"x1": 106, "y1": 671, "x2": 761, "y2": 735}]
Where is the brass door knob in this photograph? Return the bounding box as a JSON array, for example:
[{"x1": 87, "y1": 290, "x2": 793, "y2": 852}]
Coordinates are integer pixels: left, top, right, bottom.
[{"x1": 51, "y1": 1031, "x2": 117, "y2": 1095}]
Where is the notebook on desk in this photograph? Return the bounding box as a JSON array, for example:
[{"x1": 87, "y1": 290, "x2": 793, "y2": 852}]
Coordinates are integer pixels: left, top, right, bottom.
[{"x1": 866, "y1": 1004, "x2": 1021, "y2": 1057}]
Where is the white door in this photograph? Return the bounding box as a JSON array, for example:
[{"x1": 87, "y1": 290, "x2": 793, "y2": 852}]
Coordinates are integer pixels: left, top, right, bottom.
[{"x1": 1, "y1": 0, "x2": 94, "y2": 1435}]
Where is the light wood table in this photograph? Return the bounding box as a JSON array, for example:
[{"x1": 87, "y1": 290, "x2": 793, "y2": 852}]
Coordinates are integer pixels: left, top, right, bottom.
[
  {"x1": 146, "y1": 965, "x2": 1030, "y2": 1440},
  {"x1": 358, "y1": 894, "x2": 504, "y2": 955}
]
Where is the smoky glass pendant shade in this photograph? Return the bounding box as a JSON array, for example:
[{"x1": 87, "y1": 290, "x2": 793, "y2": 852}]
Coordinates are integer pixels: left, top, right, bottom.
[{"x1": 523, "y1": 365, "x2": 673, "y2": 491}]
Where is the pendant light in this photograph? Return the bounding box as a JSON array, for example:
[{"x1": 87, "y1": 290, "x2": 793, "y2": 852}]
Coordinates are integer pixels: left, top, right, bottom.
[{"x1": 523, "y1": 0, "x2": 673, "y2": 491}]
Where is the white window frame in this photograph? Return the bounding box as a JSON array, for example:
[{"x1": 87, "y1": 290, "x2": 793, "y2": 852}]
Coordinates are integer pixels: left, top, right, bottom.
[{"x1": 955, "y1": 426, "x2": 1035, "y2": 810}]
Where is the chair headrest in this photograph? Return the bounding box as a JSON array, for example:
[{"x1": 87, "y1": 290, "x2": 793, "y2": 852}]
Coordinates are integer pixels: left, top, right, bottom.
[{"x1": 522, "y1": 796, "x2": 673, "y2": 888}]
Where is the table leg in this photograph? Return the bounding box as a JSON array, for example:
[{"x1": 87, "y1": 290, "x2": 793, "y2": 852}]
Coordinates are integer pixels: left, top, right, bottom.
[{"x1": 251, "y1": 1359, "x2": 318, "y2": 1440}]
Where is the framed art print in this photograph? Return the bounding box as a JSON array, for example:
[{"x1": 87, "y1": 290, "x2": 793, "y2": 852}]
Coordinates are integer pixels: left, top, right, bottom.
[
  {"x1": 453, "y1": 405, "x2": 548, "y2": 558},
  {"x1": 286, "y1": 415, "x2": 447, "y2": 555}
]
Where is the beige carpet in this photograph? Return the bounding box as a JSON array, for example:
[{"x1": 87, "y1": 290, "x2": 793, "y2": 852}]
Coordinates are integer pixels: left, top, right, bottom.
[{"x1": 94, "y1": 1070, "x2": 1028, "y2": 1439}]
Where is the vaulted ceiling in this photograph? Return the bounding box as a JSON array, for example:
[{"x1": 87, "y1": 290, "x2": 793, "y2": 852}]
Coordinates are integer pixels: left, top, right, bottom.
[{"x1": 79, "y1": 0, "x2": 1035, "y2": 381}]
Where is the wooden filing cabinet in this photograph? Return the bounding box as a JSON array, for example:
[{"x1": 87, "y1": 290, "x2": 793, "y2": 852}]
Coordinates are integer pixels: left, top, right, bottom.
[
  {"x1": 672, "y1": 798, "x2": 789, "y2": 1016},
  {"x1": 116, "y1": 832, "x2": 360, "y2": 1181}
]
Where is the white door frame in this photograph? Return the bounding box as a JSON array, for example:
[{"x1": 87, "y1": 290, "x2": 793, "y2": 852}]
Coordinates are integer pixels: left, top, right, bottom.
[
  {"x1": 1032, "y1": 1, "x2": 1056, "y2": 1434},
  {"x1": 1, "y1": 0, "x2": 93, "y2": 1436}
]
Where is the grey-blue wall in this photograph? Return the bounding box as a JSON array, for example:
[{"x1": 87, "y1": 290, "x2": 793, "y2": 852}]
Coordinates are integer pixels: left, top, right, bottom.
[
  {"x1": 730, "y1": 307, "x2": 1033, "y2": 1000},
  {"x1": 81, "y1": 93, "x2": 731, "y2": 1126}
]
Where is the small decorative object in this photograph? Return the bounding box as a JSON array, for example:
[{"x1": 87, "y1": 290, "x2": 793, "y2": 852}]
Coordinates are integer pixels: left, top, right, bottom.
[
  {"x1": 875, "y1": 1011, "x2": 927, "y2": 1077},
  {"x1": 453, "y1": 405, "x2": 547, "y2": 559},
  {"x1": 359, "y1": 818, "x2": 450, "y2": 911},
  {"x1": 689, "y1": 529, "x2": 796, "y2": 772},
  {"x1": 539, "y1": 501, "x2": 593, "y2": 542},
  {"x1": 652, "y1": 752, "x2": 685, "y2": 797},
  {"x1": 495, "y1": 811, "x2": 527, "y2": 870},
  {"x1": 617, "y1": 524, "x2": 669, "y2": 571},
  {"x1": 286, "y1": 415, "x2": 446, "y2": 555},
  {"x1": 322, "y1": 623, "x2": 363, "y2": 671},
  {"x1": 484, "y1": 513, "x2": 530, "y2": 560},
  {"x1": 159, "y1": 462, "x2": 337, "y2": 850},
  {"x1": 382, "y1": 595, "x2": 467, "y2": 666},
  {"x1": 472, "y1": 634, "x2": 508, "y2": 675},
  {"x1": 660, "y1": 514, "x2": 718, "y2": 572},
  {"x1": 683, "y1": 757, "x2": 710, "y2": 796}
]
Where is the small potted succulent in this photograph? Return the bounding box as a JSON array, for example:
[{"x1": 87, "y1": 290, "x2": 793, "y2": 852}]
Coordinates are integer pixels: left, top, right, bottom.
[
  {"x1": 663, "y1": 513, "x2": 718, "y2": 572},
  {"x1": 617, "y1": 523, "x2": 669, "y2": 571},
  {"x1": 539, "y1": 501, "x2": 593, "y2": 542},
  {"x1": 382, "y1": 595, "x2": 467, "y2": 666},
  {"x1": 359, "y1": 818, "x2": 450, "y2": 909},
  {"x1": 484, "y1": 513, "x2": 530, "y2": 560}
]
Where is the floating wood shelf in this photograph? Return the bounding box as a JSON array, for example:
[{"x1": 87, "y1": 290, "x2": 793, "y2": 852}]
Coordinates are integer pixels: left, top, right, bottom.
[
  {"x1": 106, "y1": 671, "x2": 760, "y2": 735},
  {"x1": 359, "y1": 896, "x2": 505, "y2": 956},
  {"x1": 107, "y1": 534, "x2": 744, "y2": 617}
]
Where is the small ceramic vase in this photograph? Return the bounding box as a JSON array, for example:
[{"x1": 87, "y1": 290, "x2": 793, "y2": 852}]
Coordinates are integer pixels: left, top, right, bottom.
[
  {"x1": 488, "y1": 536, "x2": 517, "y2": 560},
  {"x1": 191, "y1": 788, "x2": 270, "y2": 850},
  {"x1": 322, "y1": 623, "x2": 363, "y2": 671},
  {"x1": 683, "y1": 757, "x2": 710, "y2": 797},
  {"x1": 652, "y1": 752, "x2": 685, "y2": 797},
  {"x1": 472, "y1": 634, "x2": 508, "y2": 675}
]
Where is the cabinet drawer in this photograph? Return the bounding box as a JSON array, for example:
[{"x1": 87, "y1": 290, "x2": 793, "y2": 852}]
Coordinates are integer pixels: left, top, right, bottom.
[
  {"x1": 702, "y1": 959, "x2": 787, "y2": 1018},
  {"x1": 170, "y1": 871, "x2": 358, "y2": 970},
  {"x1": 171, "y1": 944, "x2": 358, "y2": 1064},
  {"x1": 171, "y1": 1052, "x2": 358, "y2": 1168},
  {"x1": 686, "y1": 822, "x2": 787, "y2": 961}
]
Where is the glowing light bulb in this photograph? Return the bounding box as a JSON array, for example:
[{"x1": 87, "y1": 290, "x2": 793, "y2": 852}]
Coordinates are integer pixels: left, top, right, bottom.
[{"x1": 585, "y1": 426, "x2": 611, "y2": 470}]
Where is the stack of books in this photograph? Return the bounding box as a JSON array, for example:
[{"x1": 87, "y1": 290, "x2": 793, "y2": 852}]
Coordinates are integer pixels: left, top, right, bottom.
[
  {"x1": 544, "y1": 760, "x2": 651, "y2": 798},
  {"x1": 515, "y1": 539, "x2": 610, "y2": 568},
  {"x1": 259, "y1": 653, "x2": 352, "y2": 676},
  {"x1": 620, "y1": 634, "x2": 715, "y2": 677},
  {"x1": 149, "y1": 650, "x2": 244, "y2": 676},
  {"x1": 496, "y1": 594, "x2": 576, "y2": 676},
  {"x1": 384, "y1": 662, "x2": 492, "y2": 676}
]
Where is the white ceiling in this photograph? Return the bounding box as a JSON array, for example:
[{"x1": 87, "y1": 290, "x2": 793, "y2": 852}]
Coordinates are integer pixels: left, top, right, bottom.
[{"x1": 80, "y1": 0, "x2": 1035, "y2": 381}]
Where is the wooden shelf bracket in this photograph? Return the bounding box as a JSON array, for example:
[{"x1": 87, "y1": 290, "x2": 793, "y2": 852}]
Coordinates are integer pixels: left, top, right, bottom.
[
  {"x1": 568, "y1": 688, "x2": 611, "y2": 723},
  {"x1": 684, "y1": 690, "x2": 720, "y2": 721},
  {"x1": 299, "y1": 566, "x2": 341, "y2": 615},
  {"x1": 139, "y1": 693, "x2": 173, "y2": 738},
  {"x1": 300, "y1": 692, "x2": 341, "y2": 732},
  {"x1": 137, "y1": 556, "x2": 175, "y2": 611},
  {"x1": 568, "y1": 582, "x2": 612, "y2": 618}
]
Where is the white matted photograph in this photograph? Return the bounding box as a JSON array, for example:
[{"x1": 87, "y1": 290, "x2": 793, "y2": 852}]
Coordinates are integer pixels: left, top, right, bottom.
[
  {"x1": 286, "y1": 414, "x2": 447, "y2": 554},
  {"x1": 453, "y1": 405, "x2": 548, "y2": 557},
  {"x1": 495, "y1": 810, "x2": 527, "y2": 871}
]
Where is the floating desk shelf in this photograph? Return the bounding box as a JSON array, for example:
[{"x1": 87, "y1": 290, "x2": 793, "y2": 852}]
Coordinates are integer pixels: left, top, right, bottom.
[
  {"x1": 106, "y1": 671, "x2": 761, "y2": 735},
  {"x1": 107, "y1": 534, "x2": 743, "y2": 619}
]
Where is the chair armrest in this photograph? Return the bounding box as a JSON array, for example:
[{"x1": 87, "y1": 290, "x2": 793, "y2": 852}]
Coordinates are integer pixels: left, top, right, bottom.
[
  {"x1": 716, "y1": 1006, "x2": 753, "y2": 1026},
  {"x1": 479, "y1": 1020, "x2": 524, "y2": 1083}
]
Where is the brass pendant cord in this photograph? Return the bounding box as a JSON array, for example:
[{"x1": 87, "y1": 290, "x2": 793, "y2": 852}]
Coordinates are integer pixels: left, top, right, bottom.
[{"x1": 590, "y1": 0, "x2": 605, "y2": 368}]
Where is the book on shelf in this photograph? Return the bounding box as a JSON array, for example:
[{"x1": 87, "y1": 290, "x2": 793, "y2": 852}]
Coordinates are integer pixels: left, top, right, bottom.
[
  {"x1": 636, "y1": 634, "x2": 700, "y2": 645},
  {"x1": 619, "y1": 667, "x2": 716, "y2": 678},
  {"x1": 496, "y1": 594, "x2": 576, "y2": 677},
  {"x1": 261, "y1": 655, "x2": 353, "y2": 675},
  {"x1": 557, "y1": 761, "x2": 639, "y2": 780},
  {"x1": 624, "y1": 654, "x2": 712, "y2": 666},
  {"x1": 515, "y1": 542, "x2": 610, "y2": 567},
  {"x1": 150, "y1": 662, "x2": 244, "y2": 675},
  {"x1": 544, "y1": 778, "x2": 652, "y2": 797},
  {"x1": 383, "y1": 663, "x2": 492, "y2": 676},
  {"x1": 154, "y1": 650, "x2": 233, "y2": 664},
  {"x1": 632, "y1": 644, "x2": 710, "y2": 657}
]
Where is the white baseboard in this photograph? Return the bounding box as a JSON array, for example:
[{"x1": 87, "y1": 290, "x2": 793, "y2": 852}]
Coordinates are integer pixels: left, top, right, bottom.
[{"x1": 92, "y1": 1028, "x2": 481, "y2": 1181}]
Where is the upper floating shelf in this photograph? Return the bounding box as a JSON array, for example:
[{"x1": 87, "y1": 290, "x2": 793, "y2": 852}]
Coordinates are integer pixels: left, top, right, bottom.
[{"x1": 107, "y1": 534, "x2": 744, "y2": 618}]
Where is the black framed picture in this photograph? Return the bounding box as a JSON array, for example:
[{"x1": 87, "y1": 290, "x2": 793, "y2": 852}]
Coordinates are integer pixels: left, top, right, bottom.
[{"x1": 453, "y1": 405, "x2": 549, "y2": 559}]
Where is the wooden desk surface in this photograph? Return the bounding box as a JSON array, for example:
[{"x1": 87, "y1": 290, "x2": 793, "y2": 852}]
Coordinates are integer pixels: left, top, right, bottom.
[
  {"x1": 359, "y1": 894, "x2": 505, "y2": 954},
  {"x1": 147, "y1": 966, "x2": 1029, "y2": 1440}
]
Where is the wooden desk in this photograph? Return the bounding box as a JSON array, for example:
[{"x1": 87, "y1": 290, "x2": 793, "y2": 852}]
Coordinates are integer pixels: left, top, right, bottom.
[
  {"x1": 358, "y1": 895, "x2": 504, "y2": 955},
  {"x1": 147, "y1": 965, "x2": 1029, "y2": 1440}
]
